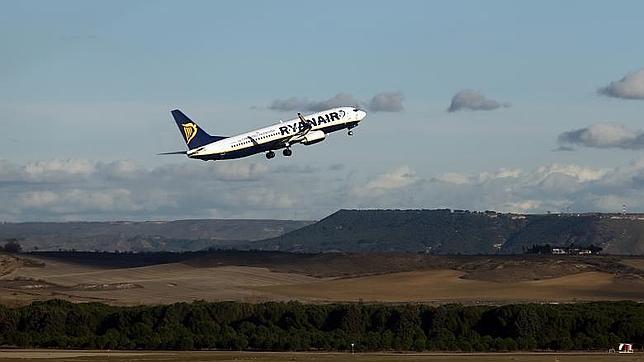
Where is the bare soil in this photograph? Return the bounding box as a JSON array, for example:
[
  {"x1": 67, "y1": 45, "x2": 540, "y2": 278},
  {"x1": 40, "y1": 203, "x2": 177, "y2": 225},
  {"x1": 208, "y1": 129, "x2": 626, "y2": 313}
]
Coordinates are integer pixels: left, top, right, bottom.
[
  {"x1": 258, "y1": 270, "x2": 644, "y2": 304},
  {"x1": 0, "y1": 255, "x2": 319, "y2": 306},
  {"x1": 1, "y1": 252, "x2": 643, "y2": 306},
  {"x1": 0, "y1": 254, "x2": 20, "y2": 277}
]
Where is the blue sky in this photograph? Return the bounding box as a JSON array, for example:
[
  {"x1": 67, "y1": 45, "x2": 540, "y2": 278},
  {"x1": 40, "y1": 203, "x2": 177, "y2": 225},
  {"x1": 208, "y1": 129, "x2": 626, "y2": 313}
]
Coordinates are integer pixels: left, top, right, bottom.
[{"x1": 1, "y1": 1, "x2": 644, "y2": 220}]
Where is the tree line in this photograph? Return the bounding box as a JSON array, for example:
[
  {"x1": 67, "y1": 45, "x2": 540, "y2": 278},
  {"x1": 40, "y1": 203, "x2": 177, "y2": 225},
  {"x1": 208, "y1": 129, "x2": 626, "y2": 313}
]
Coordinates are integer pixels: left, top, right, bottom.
[
  {"x1": 1, "y1": 239, "x2": 22, "y2": 253},
  {"x1": 0, "y1": 300, "x2": 642, "y2": 351}
]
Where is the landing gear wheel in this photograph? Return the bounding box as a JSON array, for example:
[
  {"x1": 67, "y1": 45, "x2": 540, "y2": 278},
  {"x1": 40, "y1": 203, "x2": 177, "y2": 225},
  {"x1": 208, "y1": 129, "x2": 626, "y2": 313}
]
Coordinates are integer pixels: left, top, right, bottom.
[
  {"x1": 266, "y1": 151, "x2": 275, "y2": 159},
  {"x1": 283, "y1": 148, "x2": 292, "y2": 157},
  {"x1": 348, "y1": 130, "x2": 354, "y2": 136}
]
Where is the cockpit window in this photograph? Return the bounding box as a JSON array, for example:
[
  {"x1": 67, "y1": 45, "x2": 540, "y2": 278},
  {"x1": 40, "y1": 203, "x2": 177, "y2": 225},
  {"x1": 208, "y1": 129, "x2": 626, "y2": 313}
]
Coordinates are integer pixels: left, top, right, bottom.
[{"x1": 353, "y1": 108, "x2": 359, "y2": 112}]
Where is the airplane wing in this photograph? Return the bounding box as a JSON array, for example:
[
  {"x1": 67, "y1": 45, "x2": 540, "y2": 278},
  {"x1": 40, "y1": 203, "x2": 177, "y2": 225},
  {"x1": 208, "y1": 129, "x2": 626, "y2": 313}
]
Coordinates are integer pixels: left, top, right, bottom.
[
  {"x1": 284, "y1": 113, "x2": 313, "y2": 144},
  {"x1": 247, "y1": 136, "x2": 259, "y2": 146},
  {"x1": 297, "y1": 113, "x2": 313, "y2": 134}
]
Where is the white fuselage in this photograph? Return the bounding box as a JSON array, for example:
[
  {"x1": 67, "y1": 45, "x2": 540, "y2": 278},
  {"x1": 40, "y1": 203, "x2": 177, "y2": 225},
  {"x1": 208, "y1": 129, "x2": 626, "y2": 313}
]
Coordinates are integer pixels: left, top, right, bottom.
[{"x1": 187, "y1": 107, "x2": 366, "y2": 160}]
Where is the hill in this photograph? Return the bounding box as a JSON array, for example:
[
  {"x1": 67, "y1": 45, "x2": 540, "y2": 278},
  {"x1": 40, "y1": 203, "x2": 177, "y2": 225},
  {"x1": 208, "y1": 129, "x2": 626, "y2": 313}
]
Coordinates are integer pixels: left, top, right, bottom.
[
  {"x1": 250, "y1": 209, "x2": 644, "y2": 254},
  {"x1": 3, "y1": 209, "x2": 644, "y2": 255},
  {"x1": 0, "y1": 219, "x2": 312, "y2": 252}
]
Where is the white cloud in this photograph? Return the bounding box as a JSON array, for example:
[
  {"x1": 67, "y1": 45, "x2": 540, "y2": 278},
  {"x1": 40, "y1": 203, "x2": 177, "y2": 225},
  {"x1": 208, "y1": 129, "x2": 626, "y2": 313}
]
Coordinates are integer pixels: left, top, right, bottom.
[
  {"x1": 477, "y1": 168, "x2": 522, "y2": 183},
  {"x1": 23, "y1": 159, "x2": 96, "y2": 182},
  {"x1": 64, "y1": 189, "x2": 140, "y2": 212},
  {"x1": 18, "y1": 189, "x2": 141, "y2": 213},
  {"x1": 267, "y1": 92, "x2": 404, "y2": 113},
  {"x1": 419, "y1": 162, "x2": 644, "y2": 213},
  {"x1": 268, "y1": 93, "x2": 360, "y2": 112},
  {"x1": 433, "y1": 168, "x2": 522, "y2": 185},
  {"x1": 211, "y1": 162, "x2": 270, "y2": 181},
  {"x1": 584, "y1": 194, "x2": 627, "y2": 211},
  {"x1": 18, "y1": 191, "x2": 59, "y2": 208},
  {"x1": 353, "y1": 166, "x2": 417, "y2": 197},
  {"x1": 2, "y1": 157, "x2": 644, "y2": 221},
  {"x1": 557, "y1": 123, "x2": 644, "y2": 150},
  {"x1": 98, "y1": 160, "x2": 141, "y2": 180},
  {"x1": 368, "y1": 92, "x2": 404, "y2": 112},
  {"x1": 598, "y1": 69, "x2": 644, "y2": 100},
  {"x1": 226, "y1": 188, "x2": 296, "y2": 209},
  {"x1": 447, "y1": 90, "x2": 510, "y2": 112},
  {"x1": 0, "y1": 158, "x2": 294, "y2": 221},
  {"x1": 432, "y1": 172, "x2": 471, "y2": 185},
  {"x1": 503, "y1": 200, "x2": 542, "y2": 213},
  {"x1": 533, "y1": 164, "x2": 609, "y2": 183}
]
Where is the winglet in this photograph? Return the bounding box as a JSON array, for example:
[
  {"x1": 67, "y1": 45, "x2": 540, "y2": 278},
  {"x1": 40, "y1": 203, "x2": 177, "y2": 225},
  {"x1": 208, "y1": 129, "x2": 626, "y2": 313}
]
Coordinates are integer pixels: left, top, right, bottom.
[{"x1": 297, "y1": 112, "x2": 312, "y2": 130}]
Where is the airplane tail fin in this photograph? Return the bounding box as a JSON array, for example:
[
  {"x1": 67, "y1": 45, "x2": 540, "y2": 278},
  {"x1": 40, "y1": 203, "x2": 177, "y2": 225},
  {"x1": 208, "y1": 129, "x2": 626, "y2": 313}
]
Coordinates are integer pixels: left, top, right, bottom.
[{"x1": 171, "y1": 109, "x2": 227, "y2": 149}]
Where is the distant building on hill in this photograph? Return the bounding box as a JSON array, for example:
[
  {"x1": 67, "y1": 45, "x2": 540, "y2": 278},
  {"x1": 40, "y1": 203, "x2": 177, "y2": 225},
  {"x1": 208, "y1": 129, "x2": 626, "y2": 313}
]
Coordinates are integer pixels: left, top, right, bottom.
[{"x1": 526, "y1": 244, "x2": 602, "y2": 255}]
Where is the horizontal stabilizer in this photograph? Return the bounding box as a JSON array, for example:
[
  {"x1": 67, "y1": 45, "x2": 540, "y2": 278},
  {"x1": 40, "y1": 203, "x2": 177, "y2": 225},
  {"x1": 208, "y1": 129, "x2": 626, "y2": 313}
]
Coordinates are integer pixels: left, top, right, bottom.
[{"x1": 158, "y1": 150, "x2": 187, "y2": 155}]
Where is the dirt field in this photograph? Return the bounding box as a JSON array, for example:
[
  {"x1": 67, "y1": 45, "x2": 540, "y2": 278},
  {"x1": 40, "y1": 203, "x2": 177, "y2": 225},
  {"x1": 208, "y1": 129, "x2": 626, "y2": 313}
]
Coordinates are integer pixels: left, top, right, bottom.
[
  {"x1": 1, "y1": 253, "x2": 644, "y2": 306},
  {"x1": 0, "y1": 254, "x2": 20, "y2": 278},
  {"x1": 259, "y1": 270, "x2": 644, "y2": 303},
  {"x1": 622, "y1": 258, "x2": 644, "y2": 271},
  {"x1": 0, "y1": 350, "x2": 642, "y2": 362},
  {"x1": 0, "y1": 256, "x2": 320, "y2": 306}
]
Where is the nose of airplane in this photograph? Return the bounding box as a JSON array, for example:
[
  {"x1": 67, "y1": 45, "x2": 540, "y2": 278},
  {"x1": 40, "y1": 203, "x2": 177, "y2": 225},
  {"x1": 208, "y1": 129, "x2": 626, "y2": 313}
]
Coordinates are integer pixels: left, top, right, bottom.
[{"x1": 355, "y1": 109, "x2": 367, "y2": 121}]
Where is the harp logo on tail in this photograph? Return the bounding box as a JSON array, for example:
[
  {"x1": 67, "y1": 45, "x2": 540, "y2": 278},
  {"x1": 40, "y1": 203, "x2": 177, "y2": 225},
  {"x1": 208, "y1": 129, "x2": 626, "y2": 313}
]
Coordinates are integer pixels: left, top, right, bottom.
[{"x1": 182, "y1": 123, "x2": 198, "y2": 144}]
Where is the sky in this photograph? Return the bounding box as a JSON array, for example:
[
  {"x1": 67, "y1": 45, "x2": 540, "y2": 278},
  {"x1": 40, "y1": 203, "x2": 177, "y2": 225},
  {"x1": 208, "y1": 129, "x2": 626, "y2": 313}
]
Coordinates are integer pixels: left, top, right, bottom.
[{"x1": 1, "y1": 0, "x2": 644, "y2": 221}]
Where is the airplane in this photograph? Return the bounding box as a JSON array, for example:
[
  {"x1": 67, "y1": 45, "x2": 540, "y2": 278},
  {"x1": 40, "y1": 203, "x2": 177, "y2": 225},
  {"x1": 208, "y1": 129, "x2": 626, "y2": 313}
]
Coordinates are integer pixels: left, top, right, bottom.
[{"x1": 162, "y1": 107, "x2": 367, "y2": 160}]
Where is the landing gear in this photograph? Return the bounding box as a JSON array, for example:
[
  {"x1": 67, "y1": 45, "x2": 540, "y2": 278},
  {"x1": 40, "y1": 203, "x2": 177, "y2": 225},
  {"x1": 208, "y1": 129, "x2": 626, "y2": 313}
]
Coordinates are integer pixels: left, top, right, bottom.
[
  {"x1": 282, "y1": 148, "x2": 292, "y2": 157},
  {"x1": 266, "y1": 151, "x2": 275, "y2": 159},
  {"x1": 348, "y1": 130, "x2": 354, "y2": 136}
]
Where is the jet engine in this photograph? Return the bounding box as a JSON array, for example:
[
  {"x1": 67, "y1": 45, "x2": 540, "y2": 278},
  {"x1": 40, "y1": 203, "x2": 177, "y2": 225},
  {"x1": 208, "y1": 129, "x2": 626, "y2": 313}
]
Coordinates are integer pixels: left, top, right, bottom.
[{"x1": 300, "y1": 130, "x2": 326, "y2": 145}]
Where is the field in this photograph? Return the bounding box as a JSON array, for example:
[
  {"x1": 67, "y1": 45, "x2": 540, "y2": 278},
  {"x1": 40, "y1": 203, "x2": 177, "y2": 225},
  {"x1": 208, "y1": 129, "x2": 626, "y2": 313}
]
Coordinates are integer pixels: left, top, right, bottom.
[
  {"x1": 621, "y1": 258, "x2": 644, "y2": 271},
  {"x1": 1, "y1": 252, "x2": 644, "y2": 306},
  {"x1": 0, "y1": 254, "x2": 317, "y2": 306},
  {"x1": 259, "y1": 270, "x2": 644, "y2": 304},
  {"x1": 0, "y1": 350, "x2": 642, "y2": 362}
]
